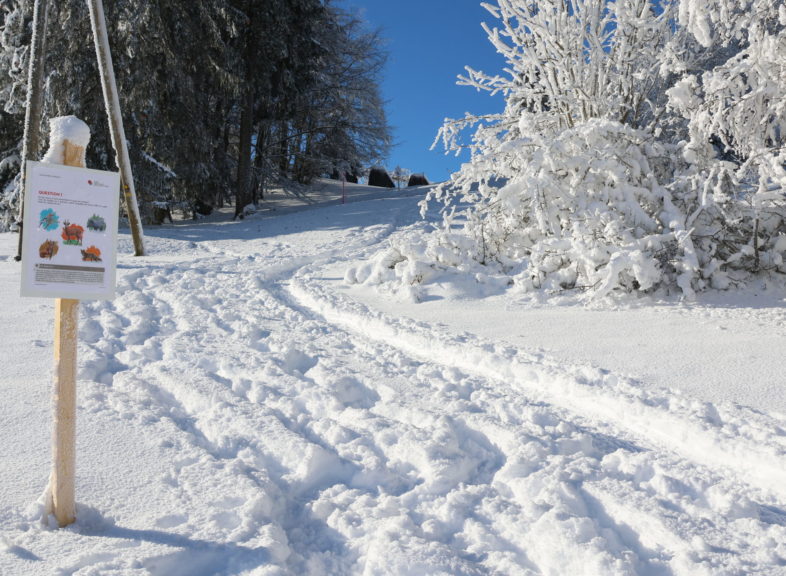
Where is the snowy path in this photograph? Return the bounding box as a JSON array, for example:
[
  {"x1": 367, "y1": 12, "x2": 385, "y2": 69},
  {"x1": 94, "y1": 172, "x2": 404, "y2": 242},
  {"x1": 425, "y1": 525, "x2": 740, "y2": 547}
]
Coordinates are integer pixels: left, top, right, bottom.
[
  {"x1": 289, "y1": 266, "x2": 786, "y2": 574},
  {"x1": 2, "y1": 189, "x2": 786, "y2": 575}
]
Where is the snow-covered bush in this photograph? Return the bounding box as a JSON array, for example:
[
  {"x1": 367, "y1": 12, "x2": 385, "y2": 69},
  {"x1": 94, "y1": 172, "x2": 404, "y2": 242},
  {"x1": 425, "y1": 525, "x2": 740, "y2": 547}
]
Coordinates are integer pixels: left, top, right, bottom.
[
  {"x1": 356, "y1": 120, "x2": 704, "y2": 299},
  {"x1": 664, "y1": 0, "x2": 786, "y2": 284},
  {"x1": 354, "y1": 0, "x2": 786, "y2": 300},
  {"x1": 457, "y1": 120, "x2": 703, "y2": 297},
  {"x1": 0, "y1": 168, "x2": 20, "y2": 232}
]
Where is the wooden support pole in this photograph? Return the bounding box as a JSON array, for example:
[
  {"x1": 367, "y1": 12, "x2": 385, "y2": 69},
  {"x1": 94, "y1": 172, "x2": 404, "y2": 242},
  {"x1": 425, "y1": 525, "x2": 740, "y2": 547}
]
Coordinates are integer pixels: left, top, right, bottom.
[
  {"x1": 86, "y1": 0, "x2": 145, "y2": 257},
  {"x1": 51, "y1": 297, "x2": 79, "y2": 527},
  {"x1": 48, "y1": 139, "x2": 85, "y2": 528}
]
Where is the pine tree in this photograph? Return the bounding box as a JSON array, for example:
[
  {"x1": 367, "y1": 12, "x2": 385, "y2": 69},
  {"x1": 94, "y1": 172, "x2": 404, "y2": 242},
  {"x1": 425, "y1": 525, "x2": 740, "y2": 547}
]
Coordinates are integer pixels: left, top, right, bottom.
[{"x1": 0, "y1": 0, "x2": 393, "y2": 226}]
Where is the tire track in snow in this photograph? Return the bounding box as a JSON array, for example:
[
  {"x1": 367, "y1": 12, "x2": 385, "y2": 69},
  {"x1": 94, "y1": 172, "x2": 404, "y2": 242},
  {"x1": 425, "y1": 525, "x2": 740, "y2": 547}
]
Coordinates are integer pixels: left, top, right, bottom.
[
  {"x1": 80, "y1": 255, "x2": 613, "y2": 573},
  {"x1": 83, "y1": 260, "x2": 367, "y2": 573},
  {"x1": 73, "y1": 205, "x2": 423, "y2": 574}
]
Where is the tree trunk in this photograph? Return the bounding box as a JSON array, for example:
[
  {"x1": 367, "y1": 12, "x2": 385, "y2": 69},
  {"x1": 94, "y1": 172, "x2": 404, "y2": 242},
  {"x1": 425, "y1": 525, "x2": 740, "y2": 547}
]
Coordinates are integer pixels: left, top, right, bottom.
[
  {"x1": 252, "y1": 123, "x2": 267, "y2": 201},
  {"x1": 235, "y1": 87, "x2": 254, "y2": 218},
  {"x1": 278, "y1": 120, "x2": 290, "y2": 175},
  {"x1": 211, "y1": 97, "x2": 227, "y2": 208}
]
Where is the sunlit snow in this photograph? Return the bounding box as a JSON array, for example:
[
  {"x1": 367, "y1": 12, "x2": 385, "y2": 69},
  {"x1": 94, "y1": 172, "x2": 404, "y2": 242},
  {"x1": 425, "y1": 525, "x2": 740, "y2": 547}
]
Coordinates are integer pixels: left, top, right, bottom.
[{"x1": 2, "y1": 180, "x2": 785, "y2": 575}]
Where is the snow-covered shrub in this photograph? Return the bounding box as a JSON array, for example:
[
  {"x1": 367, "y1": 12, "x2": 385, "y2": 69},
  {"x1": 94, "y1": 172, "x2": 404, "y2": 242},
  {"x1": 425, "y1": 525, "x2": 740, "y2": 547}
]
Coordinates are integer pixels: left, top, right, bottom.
[
  {"x1": 0, "y1": 169, "x2": 21, "y2": 232},
  {"x1": 353, "y1": 0, "x2": 786, "y2": 300},
  {"x1": 424, "y1": 119, "x2": 708, "y2": 298},
  {"x1": 664, "y1": 1, "x2": 786, "y2": 284}
]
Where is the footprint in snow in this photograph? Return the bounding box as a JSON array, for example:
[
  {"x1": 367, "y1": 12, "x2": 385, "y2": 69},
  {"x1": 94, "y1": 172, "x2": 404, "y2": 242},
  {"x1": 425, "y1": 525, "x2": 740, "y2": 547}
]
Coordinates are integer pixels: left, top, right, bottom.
[{"x1": 280, "y1": 347, "x2": 318, "y2": 375}]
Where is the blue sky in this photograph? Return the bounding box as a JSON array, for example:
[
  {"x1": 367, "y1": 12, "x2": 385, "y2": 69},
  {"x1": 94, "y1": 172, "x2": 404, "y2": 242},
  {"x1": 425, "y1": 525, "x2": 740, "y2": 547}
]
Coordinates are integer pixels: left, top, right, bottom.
[{"x1": 338, "y1": 1, "x2": 507, "y2": 183}]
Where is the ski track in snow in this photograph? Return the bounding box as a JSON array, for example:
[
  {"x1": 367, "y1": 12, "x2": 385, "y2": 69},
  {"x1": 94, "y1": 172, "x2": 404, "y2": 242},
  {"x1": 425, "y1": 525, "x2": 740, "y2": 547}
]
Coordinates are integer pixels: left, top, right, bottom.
[
  {"x1": 3, "y1": 194, "x2": 786, "y2": 575},
  {"x1": 287, "y1": 274, "x2": 786, "y2": 575}
]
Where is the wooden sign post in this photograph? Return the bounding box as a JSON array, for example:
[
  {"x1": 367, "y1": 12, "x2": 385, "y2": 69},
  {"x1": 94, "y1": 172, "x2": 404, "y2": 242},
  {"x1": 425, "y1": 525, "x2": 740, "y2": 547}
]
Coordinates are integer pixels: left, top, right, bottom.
[
  {"x1": 52, "y1": 305, "x2": 79, "y2": 525},
  {"x1": 20, "y1": 118, "x2": 120, "y2": 527},
  {"x1": 49, "y1": 139, "x2": 84, "y2": 527}
]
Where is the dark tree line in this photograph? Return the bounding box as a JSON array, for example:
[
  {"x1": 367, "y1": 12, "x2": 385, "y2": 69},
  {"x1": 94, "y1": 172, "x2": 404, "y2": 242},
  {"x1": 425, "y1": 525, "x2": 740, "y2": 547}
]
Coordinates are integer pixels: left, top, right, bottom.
[{"x1": 0, "y1": 0, "x2": 391, "y2": 227}]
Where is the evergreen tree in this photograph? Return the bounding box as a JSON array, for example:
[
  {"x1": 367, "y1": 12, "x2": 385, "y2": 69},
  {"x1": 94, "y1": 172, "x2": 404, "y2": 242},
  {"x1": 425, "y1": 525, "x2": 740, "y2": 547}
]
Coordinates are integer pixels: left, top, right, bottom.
[
  {"x1": 251, "y1": 3, "x2": 391, "y2": 193},
  {"x1": 0, "y1": 0, "x2": 393, "y2": 227},
  {"x1": 111, "y1": 0, "x2": 240, "y2": 214}
]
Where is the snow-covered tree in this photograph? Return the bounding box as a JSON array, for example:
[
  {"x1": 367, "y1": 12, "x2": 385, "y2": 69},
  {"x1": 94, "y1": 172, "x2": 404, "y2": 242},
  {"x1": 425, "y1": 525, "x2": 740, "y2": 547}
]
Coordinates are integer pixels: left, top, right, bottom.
[
  {"x1": 663, "y1": 0, "x2": 786, "y2": 278},
  {"x1": 0, "y1": 0, "x2": 31, "y2": 231},
  {"x1": 111, "y1": 1, "x2": 239, "y2": 214},
  {"x1": 419, "y1": 0, "x2": 694, "y2": 297},
  {"x1": 0, "y1": 0, "x2": 392, "y2": 225},
  {"x1": 374, "y1": 0, "x2": 786, "y2": 300}
]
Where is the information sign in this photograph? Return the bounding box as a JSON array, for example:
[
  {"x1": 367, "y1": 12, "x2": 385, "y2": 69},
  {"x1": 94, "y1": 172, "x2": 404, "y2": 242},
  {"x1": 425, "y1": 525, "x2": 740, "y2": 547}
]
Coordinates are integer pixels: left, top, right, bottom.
[{"x1": 20, "y1": 161, "x2": 120, "y2": 300}]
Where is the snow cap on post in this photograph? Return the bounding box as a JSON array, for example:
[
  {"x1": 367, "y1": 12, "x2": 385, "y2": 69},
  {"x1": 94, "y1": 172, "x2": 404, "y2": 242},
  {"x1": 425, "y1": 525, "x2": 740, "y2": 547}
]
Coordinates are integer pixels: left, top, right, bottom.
[{"x1": 42, "y1": 116, "x2": 91, "y2": 166}]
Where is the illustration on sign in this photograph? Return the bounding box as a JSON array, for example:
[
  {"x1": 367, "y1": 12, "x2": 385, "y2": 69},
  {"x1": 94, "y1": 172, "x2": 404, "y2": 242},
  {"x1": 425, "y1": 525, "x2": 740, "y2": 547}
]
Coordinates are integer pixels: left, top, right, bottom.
[
  {"x1": 39, "y1": 208, "x2": 60, "y2": 231},
  {"x1": 87, "y1": 214, "x2": 106, "y2": 231},
  {"x1": 20, "y1": 161, "x2": 120, "y2": 300},
  {"x1": 81, "y1": 246, "x2": 102, "y2": 262},
  {"x1": 61, "y1": 221, "x2": 85, "y2": 246},
  {"x1": 39, "y1": 239, "x2": 59, "y2": 259}
]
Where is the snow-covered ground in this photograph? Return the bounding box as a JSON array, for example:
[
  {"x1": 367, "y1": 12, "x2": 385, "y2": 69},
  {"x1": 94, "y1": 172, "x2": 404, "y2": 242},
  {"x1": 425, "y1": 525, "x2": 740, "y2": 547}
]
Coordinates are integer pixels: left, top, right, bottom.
[{"x1": 2, "y1": 179, "x2": 786, "y2": 575}]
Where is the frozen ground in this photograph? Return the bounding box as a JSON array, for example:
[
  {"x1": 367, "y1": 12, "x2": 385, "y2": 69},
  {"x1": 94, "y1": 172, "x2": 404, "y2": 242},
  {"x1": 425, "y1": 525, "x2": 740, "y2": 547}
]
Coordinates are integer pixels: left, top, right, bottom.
[{"x1": 1, "y1": 180, "x2": 786, "y2": 575}]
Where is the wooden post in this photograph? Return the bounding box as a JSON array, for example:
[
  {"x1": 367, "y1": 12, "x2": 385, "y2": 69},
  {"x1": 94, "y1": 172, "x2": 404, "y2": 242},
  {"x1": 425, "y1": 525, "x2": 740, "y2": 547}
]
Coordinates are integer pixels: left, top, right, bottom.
[
  {"x1": 51, "y1": 297, "x2": 79, "y2": 527},
  {"x1": 86, "y1": 0, "x2": 146, "y2": 256},
  {"x1": 48, "y1": 139, "x2": 84, "y2": 527}
]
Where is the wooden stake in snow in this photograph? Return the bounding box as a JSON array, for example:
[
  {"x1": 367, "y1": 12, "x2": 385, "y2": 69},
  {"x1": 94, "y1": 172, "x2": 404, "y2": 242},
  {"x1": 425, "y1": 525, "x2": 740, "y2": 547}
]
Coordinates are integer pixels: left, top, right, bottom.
[
  {"x1": 86, "y1": 0, "x2": 145, "y2": 257},
  {"x1": 43, "y1": 117, "x2": 91, "y2": 528},
  {"x1": 51, "y1": 294, "x2": 79, "y2": 528}
]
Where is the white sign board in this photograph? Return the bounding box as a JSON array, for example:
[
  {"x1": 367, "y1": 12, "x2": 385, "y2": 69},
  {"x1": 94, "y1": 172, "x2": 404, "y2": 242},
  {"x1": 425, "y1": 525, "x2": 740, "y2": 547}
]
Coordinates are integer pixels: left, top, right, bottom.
[{"x1": 20, "y1": 161, "x2": 120, "y2": 300}]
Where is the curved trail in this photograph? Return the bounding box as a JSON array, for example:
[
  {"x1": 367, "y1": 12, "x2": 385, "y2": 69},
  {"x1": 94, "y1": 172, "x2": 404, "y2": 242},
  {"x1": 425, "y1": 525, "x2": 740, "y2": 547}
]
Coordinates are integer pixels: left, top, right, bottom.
[
  {"x1": 289, "y1": 270, "x2": 786, "y2": 502},
  {"x1": 3, "y1": 193, "x2": 785, "y2": 575}
]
